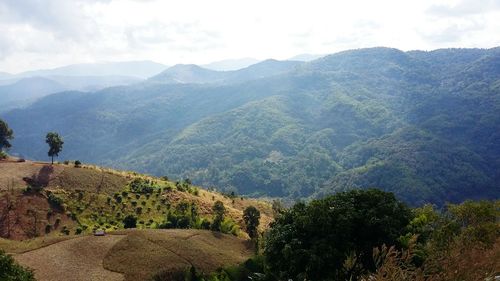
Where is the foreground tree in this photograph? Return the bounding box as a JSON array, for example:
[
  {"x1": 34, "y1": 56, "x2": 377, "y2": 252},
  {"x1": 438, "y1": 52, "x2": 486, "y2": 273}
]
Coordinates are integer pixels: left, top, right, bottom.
[
  {"x1": 45, "y1": 132, "x2": 64, "y2": 164},
  {"x1": 264, "y1": 189, "x2": 412, "y2": 281},
  {"x1": 0, "y1": 250, "x2": 36, "y2": 281},
  {"x1": 0, "y1": 119, "x2": 14, "y2": 152},
  {"x1": 243, "y1": 206, "x2": 260, "y2": 239}
]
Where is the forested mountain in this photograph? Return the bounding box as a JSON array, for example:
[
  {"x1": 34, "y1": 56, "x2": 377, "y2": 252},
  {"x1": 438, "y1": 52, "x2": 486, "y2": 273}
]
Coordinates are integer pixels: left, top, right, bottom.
[{"x1": 3, "y1": 47, "x2": 499, "y2": 205}]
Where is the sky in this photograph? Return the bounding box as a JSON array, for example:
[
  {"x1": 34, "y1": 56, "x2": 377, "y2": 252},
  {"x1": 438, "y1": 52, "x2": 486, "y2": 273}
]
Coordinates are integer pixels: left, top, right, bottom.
[{"x1": 1, "y1": 0, "x2": 499, "y2": 73}]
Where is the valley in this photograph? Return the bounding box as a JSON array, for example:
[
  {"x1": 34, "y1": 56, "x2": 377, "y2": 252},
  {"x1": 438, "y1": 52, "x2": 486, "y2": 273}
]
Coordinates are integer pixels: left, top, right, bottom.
[{"x1": 2, "y1": 47, "x2": 499, "y2": 206}]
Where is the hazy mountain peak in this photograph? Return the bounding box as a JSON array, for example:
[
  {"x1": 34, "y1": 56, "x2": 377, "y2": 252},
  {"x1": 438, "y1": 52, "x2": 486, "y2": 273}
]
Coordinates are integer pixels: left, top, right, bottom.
[
  {"x1": 288, "y1": 53, "x2": 325, "y2": 61},
  {"x1": 202, "y1": 58, "x2": 261, "y2": 71}
]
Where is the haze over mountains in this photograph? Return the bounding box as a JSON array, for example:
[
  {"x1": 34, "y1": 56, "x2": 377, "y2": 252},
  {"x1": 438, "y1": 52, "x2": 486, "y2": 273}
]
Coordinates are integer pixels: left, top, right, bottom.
[{"x1": 2, "y1": 47, "x2": 499, "y2": 206}]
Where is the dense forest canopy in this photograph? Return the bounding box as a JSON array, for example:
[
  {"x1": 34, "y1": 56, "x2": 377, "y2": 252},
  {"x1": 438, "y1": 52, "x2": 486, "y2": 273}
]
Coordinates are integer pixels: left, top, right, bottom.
[{"x1": 2, "y1": 47, "x2": 500, "y2": 206}]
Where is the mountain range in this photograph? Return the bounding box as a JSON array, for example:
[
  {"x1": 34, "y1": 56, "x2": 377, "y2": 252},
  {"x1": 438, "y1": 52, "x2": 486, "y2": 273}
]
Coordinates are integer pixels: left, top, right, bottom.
[{"x1": 2, "y1": 47, "x2": 499, "y2": 206}]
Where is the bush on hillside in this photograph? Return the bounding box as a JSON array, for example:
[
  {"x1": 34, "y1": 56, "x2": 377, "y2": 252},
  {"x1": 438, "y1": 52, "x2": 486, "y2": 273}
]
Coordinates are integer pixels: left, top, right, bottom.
[
  {"x1": 0, "y1": 250, "x2": 35, "y2": 281},
  {"x1": 129, "y1": 178, "x2": 154, "y2": 194},
  {"x1": 123, "y1": 215, "x2": 137, "y2": 228}
]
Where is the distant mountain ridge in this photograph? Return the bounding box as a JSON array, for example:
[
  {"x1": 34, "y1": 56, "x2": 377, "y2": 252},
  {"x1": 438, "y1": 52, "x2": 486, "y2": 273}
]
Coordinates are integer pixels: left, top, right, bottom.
[
  {"x1": 149, "y1": 59, "x2": 303, "y2": 84},
  {"x1": 15, "y1": 60, "x2": 167, "y2": 79},
  {"x1": 202, "y1": 58, "x2": 261, "y2": 71},
  {"x1": 3, "y1": 47, "x2": 499, "y2": 206}
]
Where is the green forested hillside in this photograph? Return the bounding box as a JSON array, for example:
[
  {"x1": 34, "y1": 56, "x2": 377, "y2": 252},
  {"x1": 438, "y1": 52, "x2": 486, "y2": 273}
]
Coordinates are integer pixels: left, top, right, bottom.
[{"x1": 3, "y1": 47, "x2": 499, "y2": 205}]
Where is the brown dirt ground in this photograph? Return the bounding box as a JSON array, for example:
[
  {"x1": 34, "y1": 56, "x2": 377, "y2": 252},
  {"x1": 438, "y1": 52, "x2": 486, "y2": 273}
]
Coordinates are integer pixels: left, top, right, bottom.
[
  {"x1": 0, "y1": 160, "x2": 128, "y2": 194},
  {"x1": 14, "y1": 235, "x2": 125, "y2": 281},
  {"x1": 104, "y1": 229, "x2": 254, "y2": 281},
  {"x1": 0, "y1": 160, "x2": 64, "y2": 191},
  {"x1": 0, "y1": 191, "x2": 75, "y2": 240}
]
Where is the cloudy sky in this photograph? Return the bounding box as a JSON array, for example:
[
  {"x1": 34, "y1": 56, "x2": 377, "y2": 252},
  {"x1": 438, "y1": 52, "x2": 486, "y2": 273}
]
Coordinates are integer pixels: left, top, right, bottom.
[{"x1": 1, "y1": 0, "x2": 499, "y2": 73}]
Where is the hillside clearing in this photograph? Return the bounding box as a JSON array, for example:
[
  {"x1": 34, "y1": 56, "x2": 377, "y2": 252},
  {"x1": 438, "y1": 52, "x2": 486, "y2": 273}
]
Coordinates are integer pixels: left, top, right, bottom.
[
  {"x1": 10, "y1": 229, "x2": 253, "y2": 281},
  {"x1": 14, "y1": 235, "x2": 125, "y2": 281},
  {"x1": 104, "y1": 229, "x2": 254, "y2": 281}
]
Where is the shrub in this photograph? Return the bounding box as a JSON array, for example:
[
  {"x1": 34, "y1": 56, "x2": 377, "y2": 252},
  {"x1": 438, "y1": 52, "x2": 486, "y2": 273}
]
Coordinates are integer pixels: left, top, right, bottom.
[
  {"x1": 129, "y1": 178, "x2": 154, "y2": 194},
  {"x1": 74, "y1": 160, "x2": 82, "y2": 168},
  {"x1": 75, "y1": 227, "x2": 83, "y2": 235},
  {"x1": 123, "y1": 215, "x2": 137, "y2": 228},
  {"x1": 0, "y1": 250, "x2": 36, "y2": 281},
  {"x1": 201, "y1": 219, "x2": 211, "y2": 230},
  {"x1": 61, "y1": 226, "x2": 70, "y2": 235},
  {"x1": 47, "y1": 192, "x2": 64, "y2": 211}
]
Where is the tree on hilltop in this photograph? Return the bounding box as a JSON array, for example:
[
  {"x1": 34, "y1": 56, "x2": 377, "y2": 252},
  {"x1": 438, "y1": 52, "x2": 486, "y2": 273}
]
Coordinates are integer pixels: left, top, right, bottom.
[{"x1": 46, "y1": 132, "x2": 64, "y2": 164}]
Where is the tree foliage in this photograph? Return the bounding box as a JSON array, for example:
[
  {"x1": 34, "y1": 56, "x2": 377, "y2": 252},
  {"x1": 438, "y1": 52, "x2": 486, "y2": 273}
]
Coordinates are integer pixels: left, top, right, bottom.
[
  {"x1": 211, "y1": 200, "x2": 226, "y2": 231},
  {"x1": 243, "y1": 206, "x2": 260, "y2": 239},
  {"x1": 264, "y1": 189, "x2": 412, "y2": 281},
  {"x1": 45, "y1": 132, "x2": 63, "y2": 164},
  {"x1": 0, "y1": 119, "x2": 13, "y2": 152}
]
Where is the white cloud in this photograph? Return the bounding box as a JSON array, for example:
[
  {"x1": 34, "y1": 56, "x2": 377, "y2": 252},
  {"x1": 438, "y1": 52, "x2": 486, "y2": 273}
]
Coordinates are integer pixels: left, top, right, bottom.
[{"x1": 0, "y1": 0, "x2": 499, "y2": 73}]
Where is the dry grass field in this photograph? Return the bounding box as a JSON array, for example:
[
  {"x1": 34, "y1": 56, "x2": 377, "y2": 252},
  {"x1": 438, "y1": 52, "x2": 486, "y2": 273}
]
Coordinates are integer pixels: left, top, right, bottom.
[
  {"x1": 10, "y1": 229, "x2": 253, "y2": 281},
  {"x1": 14, "y1": 235, "x2": 125, "y2": 281}
]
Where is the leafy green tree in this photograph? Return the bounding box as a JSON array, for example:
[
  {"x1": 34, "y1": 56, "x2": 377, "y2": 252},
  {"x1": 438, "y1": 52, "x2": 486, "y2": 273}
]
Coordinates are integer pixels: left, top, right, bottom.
[
  {"x1": 264, "y1": 189, "x2": 412, "y2": 281},
  {"x1": 211, "y1": 200, "x2": 226, "y2": 231},
  {"x1": 243, "y1": 206, "x2": 260, "y2": 239},
  {"x1": 0, "y1": 250, "x2": 35, "y2": 281},
  {"x1": 0, "y1": 119, "x2": 14, "y2": 152},
  {"x1": 45, "y1": 132, "x2": 64, "y2": 164}
]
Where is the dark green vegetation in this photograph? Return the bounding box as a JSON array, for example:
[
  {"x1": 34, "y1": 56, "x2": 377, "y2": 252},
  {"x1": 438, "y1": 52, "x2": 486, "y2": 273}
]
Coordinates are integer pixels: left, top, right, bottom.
[
  {"x1": 0, "y1": 250, "x2": 35, "y2": 281},
  {"x1": 242, "y1": 206, "x2": 260, "y2": 239},
  {"x1": 179, "y1": 190, "x2": 499, "y2": 281},
  {"x1": 264, "y1": 189, "x2": 411, "y2": 280},
  {"x1": 3, "y1": 47, "x2": 500, "y2": 205},
  {"x1": 0, "y1": 118, "x2": 14, "y2": 152}
]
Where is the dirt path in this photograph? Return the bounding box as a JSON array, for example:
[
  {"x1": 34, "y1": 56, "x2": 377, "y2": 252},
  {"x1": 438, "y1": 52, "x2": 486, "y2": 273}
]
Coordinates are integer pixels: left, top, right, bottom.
[{"x1": 14, "y1": 235, "x2": 125, "y2": 281}]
